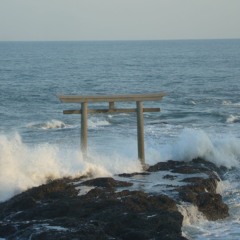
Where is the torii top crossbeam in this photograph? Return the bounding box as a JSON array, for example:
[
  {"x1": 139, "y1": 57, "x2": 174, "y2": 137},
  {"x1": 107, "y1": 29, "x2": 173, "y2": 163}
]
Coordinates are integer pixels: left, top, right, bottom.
[{"x1": 59, "y1": 92, "x2": 166, "y2": 103}]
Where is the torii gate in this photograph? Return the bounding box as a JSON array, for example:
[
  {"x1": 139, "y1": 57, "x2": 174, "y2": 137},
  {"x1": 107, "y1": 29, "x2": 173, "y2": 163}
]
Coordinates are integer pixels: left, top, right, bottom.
[{"x1": 58, "y1": 92, "x2": 165, "y2": 168}]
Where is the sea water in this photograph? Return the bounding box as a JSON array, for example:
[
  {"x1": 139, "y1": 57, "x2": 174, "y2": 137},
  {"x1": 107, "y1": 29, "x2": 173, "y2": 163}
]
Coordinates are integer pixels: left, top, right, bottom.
[{"x1": 0, "y1": 40, "x2": 240, "y2": 239}]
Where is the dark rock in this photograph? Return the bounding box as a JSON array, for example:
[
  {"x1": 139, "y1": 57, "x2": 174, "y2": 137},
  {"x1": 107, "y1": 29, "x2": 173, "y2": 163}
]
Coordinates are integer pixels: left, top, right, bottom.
[
  {"x1": 196, "y1": 192, "x2": 229, "y2": 220},
  {"x1": 0, "y1": 177, "x2": 186, "y2": 240},
  {"x1": 180, "y1": 177, "x2": 218, "y2": 194},
  {"x1": 163, "y1": 174, "x2": 178, "y2": 180},
  {"x1": 148, "y1": 158, "x2": 225, "y2": 180},
  {"x1": 28, "y1": 178, "x2": 79, "y2": 200},
  {"x1": 147, "y1": 160, "x2": 183, "y2": 172},
  {"x1": 118, "y1": 172, "x2": 150, "y2": 177},
  {"x1": 8, "y1": 195, "x2": 37, "y2": 211},
  {"x1": 0, "y1": 223, "x2": 17, "y2": 237},
  {"x1": 172, "y1": 165, "x2": 207, "y2": 174},
  {"x1": 192, "y1": 157, "x2": 226, "y2": 174},
  {"x1": 0, "y1": 178, "x2": 79, "y2": 220},
  {"x1": 79, "y1": 177, "x2": 133, "y2": 188},
  {"x1": 0, "y1": 158, "x2": 230, "y2": 239},
  {"x1": 181, "y1": 177, "x2": 205, "y2": 183},
  {"x1": 146, "y1": 158, "x2": 229, "y2": 221},
  {"x1": 177, "y1": 177, "x2": 229, "y2": 220}
]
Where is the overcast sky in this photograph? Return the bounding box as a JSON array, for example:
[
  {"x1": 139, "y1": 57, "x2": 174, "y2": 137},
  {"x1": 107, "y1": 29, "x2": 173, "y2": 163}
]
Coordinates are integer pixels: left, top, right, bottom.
[{"x1": 0, "y1": 0, "x2": 240, "y2": 41}]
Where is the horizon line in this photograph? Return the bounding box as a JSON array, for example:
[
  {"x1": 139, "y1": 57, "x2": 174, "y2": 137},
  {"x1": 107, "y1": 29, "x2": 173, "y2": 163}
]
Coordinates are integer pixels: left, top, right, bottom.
[{"x1": 0, "y1": 37, "x2": 240, "y2": 43}]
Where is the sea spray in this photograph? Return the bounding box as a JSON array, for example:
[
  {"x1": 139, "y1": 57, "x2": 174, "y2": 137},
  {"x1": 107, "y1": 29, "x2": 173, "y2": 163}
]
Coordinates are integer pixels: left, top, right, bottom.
[
  {"x1": 178, "y1": 203, "x2": 207, "y2": 226},
  {"x1": 0, "y1": 133, "x2": 68, "y2": 202},
  {"x1": 158, "y1": 128, "x2": 240, "y2": 168},
  {"x1": 171, "y1": 128, "x2": 215, "y2": 161},
  {"x1": 0, "y1": 133, "x2": 141, "y2": 202},
  {"x1": 178, "y1": 181, "x2": 229, "y2": 240}
]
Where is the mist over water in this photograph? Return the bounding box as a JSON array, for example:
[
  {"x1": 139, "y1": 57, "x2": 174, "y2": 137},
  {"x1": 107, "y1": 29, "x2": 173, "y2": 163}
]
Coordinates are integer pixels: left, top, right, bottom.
[{"x1": 0, "y1": 40, "x2": 240, "y2": 238}]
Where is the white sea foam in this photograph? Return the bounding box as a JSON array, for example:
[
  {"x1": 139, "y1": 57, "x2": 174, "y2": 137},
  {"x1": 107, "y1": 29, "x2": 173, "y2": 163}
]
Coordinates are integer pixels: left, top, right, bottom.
[
  {"x1": 88, "y1": 118, "x2": 111, "y2": 129},
  {"x1": 0, "y1": 133, "x2": 141, "y2": 202},
  {"x1": 27, "y1": 118, "x2": 111, "y2": 130},
  {"x1": 178, "y1": 203, "x2": 207, "y2": 226},
  {"x1": 222, "y1": 100, "x2": 240, "y2": 107},
  {"x1": 156, "y1": 128, "x2": 240, "y2": 169},
  {"x1": 1, "y1": 128, "x2": 240, "y2": 202},
  {"x1": 222, "y1": 100, "x2": 232, "y2": 105},
  {"x1": 27, "y1": 119, "x2": 70, "y2": 130},
  {"x1": 226, "y1": 115, "x2": 240, "y2": 123},
  {"x1": 45, "y1": 225, "x2": 68, "y2": 231}
]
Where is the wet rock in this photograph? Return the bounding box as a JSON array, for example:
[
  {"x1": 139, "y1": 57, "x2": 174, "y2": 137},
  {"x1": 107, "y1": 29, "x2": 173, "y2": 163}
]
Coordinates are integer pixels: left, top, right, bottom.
[
  {"x1": 180, "y1": 177, "x2": 218, "y2": 194},
  {"x1": 192, "y1": 157, "x2": 228, "y2": 174},
  {"x1": 0, "y1": 224, "x2": 17, "y2": 237},
  {"x1": 147, "y1": 158, "x2": 229, "y2": 221},
  {"x1": 163, "y1": 174, "x2": 178, "y2": 180},
  {"x1": 177, "y1": 176, "x2": 229, "y2": 220},
  {"x1": 0, "y1": 179, "x2": 79, "y2": 220},
  {"x1": 148, "y1": 158, "x2": 225, "y2": 179},
  {"x1": 147, "y1": 160, "x2": 183, "y2": 172},
  {"x1": 79, "y1": 177, "x2": 133, "y2": 188},
  {"x1": 172, "y1": 165, "x2": 207, "y2": 174},
  {"x1": 0, "y1": 158, "x2": 230, "y2": 239},
  {"x1": 0, "y1": 177, "x2": 186, "y2": 240},
  {"x1": 28, "y1": 178, "x2": 79, "y2": 200},
  {"x1": 196, "y1": 192, "x2": 229, "y2": 220},
  {"x1": 118, "y1": 172, "x2": 150, "y2": 178}
]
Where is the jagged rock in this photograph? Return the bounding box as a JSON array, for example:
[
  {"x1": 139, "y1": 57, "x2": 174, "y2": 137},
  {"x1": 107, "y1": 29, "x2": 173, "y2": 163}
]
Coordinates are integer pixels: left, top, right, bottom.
[
  {"x1": 0, "y1": 178, "x2": 186, "y2": 239},
  {"x1": 0, "y1": 179, "x2": 79, "y2": 219},
  {"x1": 147, "y1": 160, "x2": 183, "y2": 172},
  {"x1": 27, "y1": 178, "x2": 79, "y2": 200},
  {"x1": 177, "y1": 176, "x2": 229, "y2": 220},
  {"x1": 147, "y1": 158, "x2": 224, "y2": 179},
  {"x1": 163, "y1": 174, "x2": 178, "y2": 180},
  {"x1": 0, "y1": 224, "x2": 17, "y2": 237},
  {"x1": 118, "y1": 172, "x2": 150, "y2": 178},
  {"x1": 0, "y1": 158, "x2": 230, "y2": 239},
  {"x1": 196, "y1": 192, "x2": 229, "y2": 220},
  {"x1": 78, "y1": 177, "x2": 133, "y2": 188},
  {"x1": 180, "y1": 177, "x2": 218, "y2": 194}
]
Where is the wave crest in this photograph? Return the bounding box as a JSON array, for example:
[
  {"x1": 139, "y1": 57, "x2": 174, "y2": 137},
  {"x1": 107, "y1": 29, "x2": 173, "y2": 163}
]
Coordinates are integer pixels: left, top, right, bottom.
[
  {"x1": 27, "y1": 120, "x2": 69, "y2": 130},
  {"x1": 157, "y1": 128, "x2": 240, "y2": 169},
  {"x1": 0, "y1": 133, "x2": 141, "y2": 202},
  {"x1": 226, "y1": 115, "x2": 240, "y2": 123}
]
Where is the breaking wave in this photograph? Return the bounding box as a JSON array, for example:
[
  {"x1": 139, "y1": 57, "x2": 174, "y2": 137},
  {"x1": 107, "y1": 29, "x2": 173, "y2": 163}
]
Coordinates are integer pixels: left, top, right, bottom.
[
  {"x1": 178, "y1": 203, "x2": 207, "y2": 226},
  {"x1": 151, "y1": 128, "x2": 240, "y2": 169},
  {"x1": 0, "y1": 133, "x2": 141, "y2": 202},
  {"x1": 1, "y1": 128, "x2": 240, "y2": 202},
  {"x1": 27, "y1": 118, "x2": 111, "y2": 131},
  {"x1": 27, "y1": 120, "x2": 70, "y2": 130},
  {"x1": 226, "y1": 115, "x2": 240, "y2": 123},
  {"x1": 222, "y1": 100, "x2": 240, "y2": 107},
  {"x1": 88, "y1": 118, "x2": 111, "y2": 129}
]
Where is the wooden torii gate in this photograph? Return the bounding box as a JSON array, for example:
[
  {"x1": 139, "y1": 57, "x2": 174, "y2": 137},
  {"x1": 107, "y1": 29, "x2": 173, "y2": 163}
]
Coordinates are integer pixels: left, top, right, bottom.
[{"x1": 58, "y1": 92, "x2": 165, "y2": 168}]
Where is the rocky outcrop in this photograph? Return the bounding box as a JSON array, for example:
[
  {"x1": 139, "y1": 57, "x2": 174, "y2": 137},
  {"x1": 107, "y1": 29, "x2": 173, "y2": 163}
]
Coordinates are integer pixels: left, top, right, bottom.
[
  {"x1": 0, "y1": 178, "x2": 185, "y2": 240},
  {"x1": 147, "y1": 158, "x2": 229, "y2": 220},
  {"x1": 0, "y1": 158, "x2": 229, "y2": 240}
]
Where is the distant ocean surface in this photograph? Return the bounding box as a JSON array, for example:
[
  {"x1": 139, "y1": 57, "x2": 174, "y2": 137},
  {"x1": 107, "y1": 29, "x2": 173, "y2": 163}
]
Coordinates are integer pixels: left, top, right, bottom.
[{"x1": 0, "y1": 40, "x2": 240, "y2": 239}]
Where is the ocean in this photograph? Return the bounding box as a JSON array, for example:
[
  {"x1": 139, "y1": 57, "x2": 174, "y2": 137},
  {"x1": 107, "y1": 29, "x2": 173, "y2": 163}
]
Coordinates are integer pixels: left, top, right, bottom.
[{"x1": 0, "y1": 39, "x2": 240, "y2": 239}]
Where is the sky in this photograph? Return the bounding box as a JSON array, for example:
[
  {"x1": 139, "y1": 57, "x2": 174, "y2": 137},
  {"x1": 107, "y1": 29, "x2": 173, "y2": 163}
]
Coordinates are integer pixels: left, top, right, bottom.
[{"x1": 0, "y1": 0, "x2": 240, "y2": 41}]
